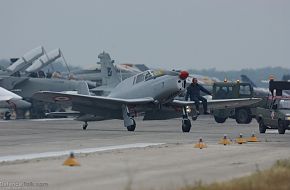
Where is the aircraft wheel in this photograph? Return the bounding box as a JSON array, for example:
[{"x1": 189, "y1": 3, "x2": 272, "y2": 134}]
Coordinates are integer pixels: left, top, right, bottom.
[
  {"x1": 82, "y1": 123, "x2": 88, "y2": 130},
  {"x1": 191, "y1": 110, "x2": 198, "y2": 121},
  {"x1": 127, "y1": 119, "x2": 136, "y2": 131},
  {"x1": 214, "y1": 116, "x2": 227, "y2": 123},
  {"x1": 258, "y1": 119, "x2": 267, "y2": 133},
  {"x1": 278, "y1": 120, "x2": 286, "y2": 134},
  {"x1": 4, "y1": 112, "x2": 11, "y2": 120},
  {"x1": 192, "y1": 116, "x2": 198, "y2": 121},
  {"x1": 182, "y1": 119, "x2": 191, "y2": 132}
]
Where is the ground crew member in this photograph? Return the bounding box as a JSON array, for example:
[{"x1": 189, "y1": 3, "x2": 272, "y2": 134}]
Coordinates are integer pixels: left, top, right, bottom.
[{"x1": 185, "y1": 78, "x2": 211, "y2": 114}]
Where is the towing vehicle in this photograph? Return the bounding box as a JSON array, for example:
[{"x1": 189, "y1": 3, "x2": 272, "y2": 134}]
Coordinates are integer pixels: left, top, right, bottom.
[
  {"x1": 256, "y1": 80, "x2": 290, "y2": 134},
  {"x1": 212, "y1": 80, "x2": 264, "y2": 124}
]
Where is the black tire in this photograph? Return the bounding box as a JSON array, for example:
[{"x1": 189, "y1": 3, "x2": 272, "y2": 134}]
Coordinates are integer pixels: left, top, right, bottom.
[
  {"x1": 235, "y1": 108, "x2": 252, "y2": 124},
  {"x1": 82, "y1": 123, "x2": 88, "y2": 130},
  {"x1": 259, "y1": 119, "x2": 267, "y2": 133},
  {"x1": 4, "y1": 112, "x2": 11, "y2": 120},
  {"x1": 214, "y1": 116, "x2": 227, "y2": 123},
  {"x1": 192, "y1": 116, "x2": 198, "y2": 121},
  {"x1": 191, "y1": 110, "x2": 198, "y2": 121},
  {"x1": 278, "y1": 120, "x2": 286, "y2": 134},
  {"x1": 182, "y1": 119, "x2": 191, "y2": 132},
  {"x1": 127, "y1": 119, "x2": 136, "y2": 131}
]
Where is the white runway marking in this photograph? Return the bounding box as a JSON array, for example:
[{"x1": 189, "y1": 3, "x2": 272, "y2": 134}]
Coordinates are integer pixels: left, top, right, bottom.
[
  {"x1": 0, "y1": 118, "x2": 74, "y2": 122},
  {"x1": 30, "y1": 118, "x2": 74, "y2": 122},
  {"x1": 266, "y1": 130, "x2": 278, "y2": 134},
  {"x1": 0, "y1": 143, "x2": 164, "y2": 163},
  {"x1": 266, "y1": 130, "x2": 289, "y2": 134}
]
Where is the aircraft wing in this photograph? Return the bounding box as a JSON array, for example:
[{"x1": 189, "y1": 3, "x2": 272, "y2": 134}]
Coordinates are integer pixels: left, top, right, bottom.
[
  {"x1": 0, "y1": 87, "x2": 22, "y2": 101},
  {"x1": 171, "y1": 98, "x2": 261, "y2": 110},
  {"x1": 0, "y1": 96, "x2": 14, "y2": 101},
  {"x1": 33, "y1": 91, "x2": 155, "y2": 110}
]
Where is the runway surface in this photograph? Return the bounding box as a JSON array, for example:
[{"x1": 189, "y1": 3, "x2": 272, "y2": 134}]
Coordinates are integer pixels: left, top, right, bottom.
[{"x1": 0, "y1": 116, "x2": 289, "y2": 190}]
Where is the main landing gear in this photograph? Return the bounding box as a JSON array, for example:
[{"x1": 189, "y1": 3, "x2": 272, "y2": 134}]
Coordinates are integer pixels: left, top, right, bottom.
[
  {"x1": 182, "y1": 106, "x2": 192, "y2": 132},
  {"x1": 122, "y1": 105, "x2": 136, "y2": 131},
  {"x1": 83, "y1": 121, "x2": 88, "y2": 130}
]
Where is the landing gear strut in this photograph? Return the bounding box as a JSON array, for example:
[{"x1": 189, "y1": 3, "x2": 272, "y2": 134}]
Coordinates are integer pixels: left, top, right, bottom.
[
  {"x1": 82, "y1": 121, "x2": 88, "y2": 130},
  {"x1": 122, "y1": 105, "x2": 136, "y2": 131},
  {"x1": 182, "y1": 106, "x2": 191, "y2": 132},
  {"x1": 4, "y1": 111, "x2": 11, "y2": 120}
]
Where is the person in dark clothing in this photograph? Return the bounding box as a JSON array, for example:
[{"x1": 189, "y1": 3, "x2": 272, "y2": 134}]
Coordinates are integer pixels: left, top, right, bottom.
[{"x1": 185, "y1": 78, "x2": 211, "y2": 114}]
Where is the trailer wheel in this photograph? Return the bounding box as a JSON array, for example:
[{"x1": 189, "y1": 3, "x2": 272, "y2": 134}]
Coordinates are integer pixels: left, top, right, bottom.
[
  {"x1": 214, "y1": 116, "x2": 227, "y2": 123},
  {"x1": 235, "y1": 108, "x2": 252, "y2": 124},
  {"x1": 259, "y1": 119, "x2": 267, "y2": 133},
  {"x1": 278, "y1": 120, "x2": 286, "y2": 134}
]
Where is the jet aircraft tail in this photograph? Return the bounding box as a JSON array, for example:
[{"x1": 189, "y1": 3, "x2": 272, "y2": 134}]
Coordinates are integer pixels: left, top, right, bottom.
[
  {"x1": 77, "y1": 81, "x2": 90, "y2": 95},
  {"x1": 240, "y1": 75, "x2": 257, "y2": 87},
  {"x1": 98, "y1": 52, "x2": 121, "y2": 88}
]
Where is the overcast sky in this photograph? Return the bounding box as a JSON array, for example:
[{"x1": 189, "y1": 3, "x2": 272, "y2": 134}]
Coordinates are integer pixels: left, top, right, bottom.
[{"x1": 0, "y1": 0, "x2": 289, "y2": 71}]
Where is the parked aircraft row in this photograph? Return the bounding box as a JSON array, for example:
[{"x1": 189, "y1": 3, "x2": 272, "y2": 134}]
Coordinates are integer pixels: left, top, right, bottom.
[
  {"x1": 1, "y1": 47, "x2": 265, "y2": 132},
  {"x1": 0, "y1": 46, "x2": 222, "y2": 119}
]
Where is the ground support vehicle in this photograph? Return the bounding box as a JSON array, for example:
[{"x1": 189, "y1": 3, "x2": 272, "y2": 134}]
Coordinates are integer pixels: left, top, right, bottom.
[
  {"x1": 212, "y1": 81, "x2": 264, "y2": 124},
  {"x1": 256, "y1": 80, "x2": 290, "y2": 134}
]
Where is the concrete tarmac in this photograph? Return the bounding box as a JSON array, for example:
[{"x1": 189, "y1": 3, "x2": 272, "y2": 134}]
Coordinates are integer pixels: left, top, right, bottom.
[{"x1": 0, "y1": 116, "x2": 289, "y2": 190}]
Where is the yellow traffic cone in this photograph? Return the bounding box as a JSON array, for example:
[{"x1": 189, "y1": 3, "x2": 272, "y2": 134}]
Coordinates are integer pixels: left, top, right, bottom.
[
  {"x1": 63, "y1": 152, "x2": 80, "y2": 166},
  {"x1": 194, "y1": 137, "x2": 207, "y2": 149},
  {"x1": 247, "y1": 132, "x2": 259, "y2": 142},
  {"x1": 235, "y1": 133, "x2": 247, "y2": 144},
  {"x1": 219, "y1": 134, "x2": 231, "y2": 145}
]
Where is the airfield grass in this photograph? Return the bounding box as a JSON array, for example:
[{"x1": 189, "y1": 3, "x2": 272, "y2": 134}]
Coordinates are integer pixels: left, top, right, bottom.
[{"x1": 179, "y1": 159, "x2": 290, "y2": 190}]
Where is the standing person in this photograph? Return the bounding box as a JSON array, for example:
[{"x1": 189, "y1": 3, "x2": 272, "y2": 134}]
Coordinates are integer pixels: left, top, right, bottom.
[{"x1": 185, "y1": 78, "x2": 211, "y2": 114}]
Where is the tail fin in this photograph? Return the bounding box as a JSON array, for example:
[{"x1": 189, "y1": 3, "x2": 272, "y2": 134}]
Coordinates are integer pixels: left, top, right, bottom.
[
  {"x1": 98, "y1": 51, "x2": 121, "y2": 87},
  {"x1": 77, "y1": 81, "x2": 90, "y2": 95},
  {"x1": 240, "y1": 75, "x2": 257, "y2": 87}
]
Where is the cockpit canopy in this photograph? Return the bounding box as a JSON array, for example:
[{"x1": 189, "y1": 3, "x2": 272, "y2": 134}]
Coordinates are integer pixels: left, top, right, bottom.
[
  {"x1": 133, "y1": 70, "x2": 168, "y2": 84},
  {"x1": 132, "y1": 69, "x2": 186, "y2": 85}
]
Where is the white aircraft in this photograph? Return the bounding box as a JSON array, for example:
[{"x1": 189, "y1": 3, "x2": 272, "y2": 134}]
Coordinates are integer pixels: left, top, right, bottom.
[
  {"x1": 33, "y1": 68, "x2": 260, "y2": 132},
  {"x1": 0, "y1": 87, "x2": 31, "y2": 119}
]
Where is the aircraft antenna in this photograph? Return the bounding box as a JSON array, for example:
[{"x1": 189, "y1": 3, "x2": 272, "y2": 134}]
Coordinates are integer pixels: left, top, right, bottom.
[
  {"x1": 43, "y1": 48, "x2": 55, "y2": 72},
  {"x1": 60, "y1": 49, "x2": 71, "y2": 73},
  {"x1": 119, "y1": 67, "x2": 123, "y2": 81}
]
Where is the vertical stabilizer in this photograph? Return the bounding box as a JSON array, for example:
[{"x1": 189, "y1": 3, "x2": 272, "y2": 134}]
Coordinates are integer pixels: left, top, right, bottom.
[
  {"x1": 98, "y1": 52, "x2": 121, "y2": 87},
  {"x1": 77, "y1": 81, "x2": 90, "y2": 95},
  {"x1": 240, "y1": 75, "x2": 257, "y2": 87}
]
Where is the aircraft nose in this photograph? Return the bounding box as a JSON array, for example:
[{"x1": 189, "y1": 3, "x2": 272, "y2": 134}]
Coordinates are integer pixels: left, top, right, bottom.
[{"x1": 179, "y1": 71, "x2": 189, "y2": 80}]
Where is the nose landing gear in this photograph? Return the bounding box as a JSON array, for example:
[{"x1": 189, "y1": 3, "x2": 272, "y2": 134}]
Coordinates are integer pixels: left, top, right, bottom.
[
  {"x1": 182, "y1": 106, "x2": 191, "y2": 132},
  {"x1": 82, "y1": 121, "x2": 88, "y2": 130}
]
